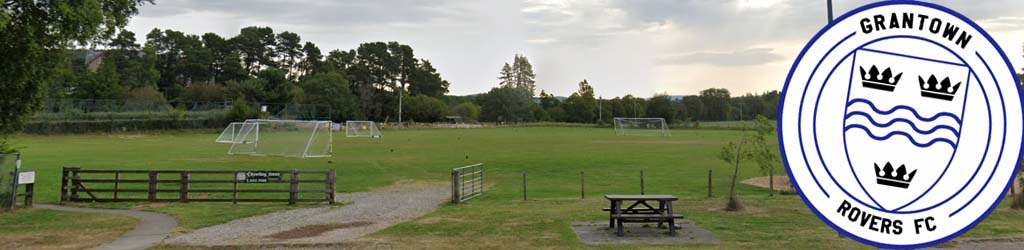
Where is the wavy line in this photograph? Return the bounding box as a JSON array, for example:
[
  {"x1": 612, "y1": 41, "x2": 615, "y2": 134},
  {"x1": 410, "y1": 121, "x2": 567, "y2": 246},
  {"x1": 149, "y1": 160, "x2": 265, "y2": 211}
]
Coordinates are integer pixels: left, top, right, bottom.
[
  {"x1": 845, "y1": 112, "x2": 960, "y2": 137},
  {"x1": 846, "y1": 98, "x2": 962, "y2": 124},
  {"x1": 844, "y1": 124, "x2": 957, "y2": 148}
]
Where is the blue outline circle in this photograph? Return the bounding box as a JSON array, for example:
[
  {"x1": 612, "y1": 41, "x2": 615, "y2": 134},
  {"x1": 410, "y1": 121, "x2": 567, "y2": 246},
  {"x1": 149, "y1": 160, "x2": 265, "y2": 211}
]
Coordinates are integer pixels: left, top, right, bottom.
[{"x1": 777, "y1": 1, "x2": 1024, "y2": 248}]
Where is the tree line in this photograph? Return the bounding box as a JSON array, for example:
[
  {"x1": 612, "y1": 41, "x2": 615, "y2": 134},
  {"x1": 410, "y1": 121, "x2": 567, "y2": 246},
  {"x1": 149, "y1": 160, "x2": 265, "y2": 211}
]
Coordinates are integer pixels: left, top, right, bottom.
[
  {"x1": 454, "y1": 58, "x2": 781, "y2": 125},
  {"x1": 48, "y1": 26, "x2": 452, "y2": 123}
]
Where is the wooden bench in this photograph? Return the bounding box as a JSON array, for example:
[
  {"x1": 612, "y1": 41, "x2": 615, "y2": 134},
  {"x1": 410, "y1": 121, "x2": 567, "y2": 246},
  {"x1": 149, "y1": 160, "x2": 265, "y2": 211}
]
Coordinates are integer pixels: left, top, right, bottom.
[{"x1": 604, "y1": 194, "x2": 683, "y2": 236}]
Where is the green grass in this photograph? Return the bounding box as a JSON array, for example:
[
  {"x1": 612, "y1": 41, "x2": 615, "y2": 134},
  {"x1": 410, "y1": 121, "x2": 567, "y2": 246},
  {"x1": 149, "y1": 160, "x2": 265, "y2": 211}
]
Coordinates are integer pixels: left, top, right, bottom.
[
  {"x1": 0, "y1": 207, "x2": 137, "y2": 250},
  {"x1": 9, "y1": 127, "x2": 1024, "y2": 249}
]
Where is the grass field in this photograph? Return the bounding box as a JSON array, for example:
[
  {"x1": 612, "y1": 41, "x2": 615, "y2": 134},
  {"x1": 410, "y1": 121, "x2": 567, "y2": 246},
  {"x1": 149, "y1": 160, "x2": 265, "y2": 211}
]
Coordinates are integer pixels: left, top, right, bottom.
[{"x1": 4, "y1": 126, "x2": 1024, "y2": 249}]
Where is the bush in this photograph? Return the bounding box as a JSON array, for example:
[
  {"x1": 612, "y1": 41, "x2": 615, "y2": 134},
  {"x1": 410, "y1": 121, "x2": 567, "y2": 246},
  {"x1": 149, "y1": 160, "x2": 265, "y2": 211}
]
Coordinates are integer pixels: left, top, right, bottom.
[
  {"x1": 124, "y1": 86, "x2": 171, "y2": 112},
  {"x1": 450, "y1": 102, "x2": 481, "y2": 122},
  {"x1": 180, "y1": 83, "x2": 225, "y2": 103},
  {"x1": 226, "y1": 98, "x2": 258, "y2": 122},
  {"x1": 404, "y1": 95, "x2": 447, "y2": 123}
]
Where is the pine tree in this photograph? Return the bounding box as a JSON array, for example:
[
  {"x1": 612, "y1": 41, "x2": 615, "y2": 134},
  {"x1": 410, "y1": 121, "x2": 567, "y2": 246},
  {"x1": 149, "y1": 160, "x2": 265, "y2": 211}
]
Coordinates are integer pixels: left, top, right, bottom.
[
  {"x1": 498, "y1": 62, "x2": 514, "y2": 88},
  {"x1": 512, "y1": 54, "x2": 536, "y2": 95}
]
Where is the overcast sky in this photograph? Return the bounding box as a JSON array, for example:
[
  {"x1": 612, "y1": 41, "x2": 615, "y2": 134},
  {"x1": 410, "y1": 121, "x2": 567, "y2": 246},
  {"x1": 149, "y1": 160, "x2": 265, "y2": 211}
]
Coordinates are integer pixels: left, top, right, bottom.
[{"x1": 125, "y1": 0, "x2": 1024, "y2": 97}]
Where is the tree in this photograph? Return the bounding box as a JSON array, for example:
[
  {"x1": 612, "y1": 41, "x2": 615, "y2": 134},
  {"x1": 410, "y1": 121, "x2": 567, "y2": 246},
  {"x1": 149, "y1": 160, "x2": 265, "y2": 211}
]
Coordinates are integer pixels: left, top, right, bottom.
[
  {"x1": 202, "y1": 32, "x2": 246, "y2": 83},
  {"x1": 408, "y1": 59, "x2": 450, "y2": 97},
  {"x1": 276, "y1": 31, "x2": 303, "y2": 80},
  {"x1": 512, "y1": 54, "x2": 537, "y2": 95},
  {"x1": 563, "y1": 80, "x2": 597, "y2": 123},
  {"x1": 74, "y1": 60, "x2": 125, "y2": 100},
  {"x1": 720, "y1": 131, "x2": 750, "y2": 211},
  {"x1": 297, "y1": 72, "x2": 360, "y2": 121},
  {"x1": 498, "y1": 63, "x2": 514, "y2": 88},
  {"x1": 297, "y1": 42, "x2": 323, "y2": 79},
  {"x1": 256, "y1": 68, "x2": 292, "y2": 104},
  {"x1": 0, "y1": 0, "x2": 150, "y2": 151},
  {"x1": 233, "y1": 26, "x2": 278, "y2": 75},
  {"x1": 749, "y1": 115, "x2": 779, "y2": 196},
  {"x1": 450, "y1": 102, "x2": 481, "y2": 122},
  {"x1": 404, "y1": 95, "x2": 447, "y2": 122},
  {"x1": 645, "y1": 95, "x2": 675, "y2": 123},
  {"x1": 700, "y1": 88, "x2": 731, "y2": 121},
  {"x1": 480, "y1": 87, "x2": 533, "y2": 122}
]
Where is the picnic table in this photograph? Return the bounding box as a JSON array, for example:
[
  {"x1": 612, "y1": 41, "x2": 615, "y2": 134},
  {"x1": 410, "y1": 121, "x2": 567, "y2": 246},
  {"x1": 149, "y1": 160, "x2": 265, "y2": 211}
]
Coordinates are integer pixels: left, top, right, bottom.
[{"x1": 604, "y1": 194, "x2": 684, "y2": 236}]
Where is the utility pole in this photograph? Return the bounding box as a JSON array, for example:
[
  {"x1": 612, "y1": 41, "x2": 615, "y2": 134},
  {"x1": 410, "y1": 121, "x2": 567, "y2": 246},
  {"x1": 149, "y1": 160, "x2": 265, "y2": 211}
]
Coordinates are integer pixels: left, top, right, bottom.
[
  {"x1": 598, "y1": 96, "x2": 603, "y2": 122},
  {"x1": 827, "y1": 0, "x2": 834, "y2": 24},
  {"x1": 398, "y1": 85, "x2": 403, "y2": 128}
]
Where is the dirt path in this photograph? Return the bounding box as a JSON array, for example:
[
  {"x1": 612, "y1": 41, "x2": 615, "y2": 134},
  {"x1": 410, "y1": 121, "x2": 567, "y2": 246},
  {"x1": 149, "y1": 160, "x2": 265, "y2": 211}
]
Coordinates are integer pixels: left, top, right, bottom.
[
  {"x1": 37, "y1": 204, "x2": 177, "y2": 250},
  {"x1": 166, "y1": 182, "x2": 449, "y2": 246},
  {"x1": 741, "y1": 176, "x2": 796, "y2": 193}
]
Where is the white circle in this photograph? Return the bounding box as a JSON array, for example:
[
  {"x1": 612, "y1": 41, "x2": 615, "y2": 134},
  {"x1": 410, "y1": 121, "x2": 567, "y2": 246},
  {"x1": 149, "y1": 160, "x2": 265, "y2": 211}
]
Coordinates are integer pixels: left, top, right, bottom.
[{"x1": 779, "y1": 2, "x2": 1023, "y2": 248}]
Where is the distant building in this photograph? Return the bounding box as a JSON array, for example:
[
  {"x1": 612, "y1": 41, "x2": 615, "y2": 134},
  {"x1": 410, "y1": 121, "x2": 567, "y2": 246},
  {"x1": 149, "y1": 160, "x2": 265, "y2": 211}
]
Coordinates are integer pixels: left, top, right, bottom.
[{"x1": 85, "y1": 50, "x2": 106, "y2": 72}]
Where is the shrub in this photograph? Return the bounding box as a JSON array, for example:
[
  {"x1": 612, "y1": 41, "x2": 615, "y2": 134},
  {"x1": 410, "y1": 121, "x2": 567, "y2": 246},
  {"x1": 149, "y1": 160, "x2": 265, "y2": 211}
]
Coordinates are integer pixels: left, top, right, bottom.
[
  {"x1": 226, "y1": 98, "x2": 258, "y2": 122},
  {"x1": 404, "y1": 95, "x2": 447, "y2": 123},
  {"x1": 180, "y1": 83, "x2": 225, "y2": 103},
  {"x1": 124, "y1": 86, "x2": 171, "y2": 112},
  {"x1": 450, "y1": 102, "x2": 481, "y2": 122}
]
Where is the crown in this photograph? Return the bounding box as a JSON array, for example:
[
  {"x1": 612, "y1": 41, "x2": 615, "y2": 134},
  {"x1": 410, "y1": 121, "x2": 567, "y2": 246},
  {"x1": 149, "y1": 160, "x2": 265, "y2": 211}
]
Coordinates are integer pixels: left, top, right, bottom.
[
  {"x1": 875, "y1": 162, "x2": 916, "y2": 189},
  {"x1": 860, "y1": 65, "x2": 902, "y2": 92},
  {"x1": 919, "y1": 75, "x2": 961, "y2": 101}
]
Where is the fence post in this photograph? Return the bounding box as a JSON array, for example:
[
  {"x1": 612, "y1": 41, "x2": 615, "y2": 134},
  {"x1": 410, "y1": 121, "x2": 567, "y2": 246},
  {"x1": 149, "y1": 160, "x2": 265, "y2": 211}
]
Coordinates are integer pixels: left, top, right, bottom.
[
  {"x1": 180, "y1": 172, "x2": 189, "y2": 202},
  {"x1": 71, "y1": 167, "x2": 81, "y2": 201},
  {"x1": 708, "y1": 169, "x2": 713, "y2": 198},
  {"x1": 769, "y1": 168, "x2": 775, "y2": 197},
  {"x1": 148, "y1": 172, "x2": 158, "y2": 202},
  {"x1": 327, "y1": 170, "x2": 336, "y2": 204},
  {"x1": 289, "y1": 170, "x2": 299, "y2": 205},
  {"x1": 640, "y1": 170, "x2": 645, "y2": 195},
  {"x1": 522, "y1": 172, "x2": 527, "y2": 201},
  {"x1": 580, "y1": 171, "x2": 585, "y2": 199},
  {"x1": 60, "y1": 167, "x2": 70, "y2": 203},
  {"x1": 232, "y1": 172, "x2": 239, "y2": 205},
  {"x1": 113, "y1": 172, "x2": 120, "y2": 200},
  {"x1": 24, "y1": 183, "x2": 33, "y2": 207},
  {"x1": 451, "y1": 169, "x2": 459, "y2": 203}
]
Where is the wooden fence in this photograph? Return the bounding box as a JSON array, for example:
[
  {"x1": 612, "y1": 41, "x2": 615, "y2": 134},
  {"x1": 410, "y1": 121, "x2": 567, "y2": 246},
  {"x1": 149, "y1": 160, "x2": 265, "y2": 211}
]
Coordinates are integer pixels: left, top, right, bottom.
[
  {"x1": 451, "y1": 163, "x2": 484, "y2": 203},
  {"x1": 60, "y1": 167, "x2": 335, "y2": 204}
]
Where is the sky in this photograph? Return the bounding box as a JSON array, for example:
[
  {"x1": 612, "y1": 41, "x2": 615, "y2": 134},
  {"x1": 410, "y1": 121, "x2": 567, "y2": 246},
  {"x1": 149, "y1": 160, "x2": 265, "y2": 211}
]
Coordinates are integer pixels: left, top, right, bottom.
[{"x1": 125, "y1": 0, "x2": 1024, "y2": 97}]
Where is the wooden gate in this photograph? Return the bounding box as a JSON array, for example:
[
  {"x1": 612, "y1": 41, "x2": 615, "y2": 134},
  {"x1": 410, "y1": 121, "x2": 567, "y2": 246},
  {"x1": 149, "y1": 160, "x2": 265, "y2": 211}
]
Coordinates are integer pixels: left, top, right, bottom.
[
  {"x1": 451, "y1": 163, "x2": 484, "y2": 203},
  {"x1": 60, "y1": 167, "x2": 335, "y2": 204}
]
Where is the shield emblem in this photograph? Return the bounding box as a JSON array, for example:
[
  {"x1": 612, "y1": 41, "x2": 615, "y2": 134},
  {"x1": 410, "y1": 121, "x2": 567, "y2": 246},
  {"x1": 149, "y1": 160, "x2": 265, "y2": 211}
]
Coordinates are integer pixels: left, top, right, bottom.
[{"x1": 843, "y1": 48, "x2": 969, "y2": 211}]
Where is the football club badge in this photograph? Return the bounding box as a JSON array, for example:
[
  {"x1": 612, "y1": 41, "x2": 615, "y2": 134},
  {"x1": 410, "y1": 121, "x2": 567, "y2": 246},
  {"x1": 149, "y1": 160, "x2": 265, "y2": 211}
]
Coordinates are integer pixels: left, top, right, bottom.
[{"x1": 778, "y1": 1, "x2": 1023, "y2": 248}]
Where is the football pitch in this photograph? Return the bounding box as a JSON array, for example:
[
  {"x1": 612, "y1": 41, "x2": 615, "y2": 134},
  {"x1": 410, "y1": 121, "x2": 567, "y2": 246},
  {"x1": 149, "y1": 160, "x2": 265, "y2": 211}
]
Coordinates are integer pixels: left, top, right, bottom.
[{"x1": 3, "y1": 127, "x2": 1023, "y2": 249}]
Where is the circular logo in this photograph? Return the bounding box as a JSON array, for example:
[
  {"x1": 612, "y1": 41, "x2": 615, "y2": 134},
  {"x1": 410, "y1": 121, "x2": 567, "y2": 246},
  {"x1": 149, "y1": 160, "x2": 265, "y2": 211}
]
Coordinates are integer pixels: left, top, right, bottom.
[{"x1": 778, "y1": 1, "x2": 1023, "y2": 248}]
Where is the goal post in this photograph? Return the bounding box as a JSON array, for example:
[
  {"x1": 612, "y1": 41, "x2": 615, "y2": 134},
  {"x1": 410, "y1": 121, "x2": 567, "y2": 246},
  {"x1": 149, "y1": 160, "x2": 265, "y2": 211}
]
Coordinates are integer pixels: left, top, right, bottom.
[
  {"x1": 227, "y1": 119, "x2": 333, "y2": 158},
  {"x1": 215, "y1": 122, "x2": 245, "y2": 143},
  {"x1": 614, "y1": 117, "x2": 671, "y2": 137},
  {"x1": 345, "y1": 121, "x2": 382, "y2": 138}
]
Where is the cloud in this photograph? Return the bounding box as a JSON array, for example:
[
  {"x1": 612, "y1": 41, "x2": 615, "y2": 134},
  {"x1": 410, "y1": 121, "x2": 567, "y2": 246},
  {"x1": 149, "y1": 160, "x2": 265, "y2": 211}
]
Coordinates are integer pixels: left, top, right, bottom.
[{"x1": 658, "y1": 48, "x2": 785, "y2": 66}]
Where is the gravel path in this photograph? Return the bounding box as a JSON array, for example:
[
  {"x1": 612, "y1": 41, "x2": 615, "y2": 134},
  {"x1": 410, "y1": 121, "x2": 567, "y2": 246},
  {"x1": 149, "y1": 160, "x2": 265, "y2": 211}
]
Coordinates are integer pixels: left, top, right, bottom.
[
  {"x1": 37, "y1": 204, "x2": 177, "y2": 250},
  {"x1": 167, "y1": 182, "x2": 448, "y2": 246}
]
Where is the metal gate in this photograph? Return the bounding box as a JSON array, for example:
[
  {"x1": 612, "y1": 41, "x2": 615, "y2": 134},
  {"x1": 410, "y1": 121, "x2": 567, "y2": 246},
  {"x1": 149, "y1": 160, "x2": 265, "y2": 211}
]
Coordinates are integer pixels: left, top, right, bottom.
[{"x1": 451, "y1": 163, "x2": 483, "y2": 203}]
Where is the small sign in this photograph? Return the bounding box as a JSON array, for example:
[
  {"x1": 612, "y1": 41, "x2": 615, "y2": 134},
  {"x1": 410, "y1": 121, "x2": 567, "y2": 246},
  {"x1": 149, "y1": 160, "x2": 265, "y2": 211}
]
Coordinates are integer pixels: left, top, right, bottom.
[
  {"x1": 18, "y1": 171, "x2": 34, "y2": 184},
  {"x1": 236, "y1": 171, "x2": 282, "y2": 183}
]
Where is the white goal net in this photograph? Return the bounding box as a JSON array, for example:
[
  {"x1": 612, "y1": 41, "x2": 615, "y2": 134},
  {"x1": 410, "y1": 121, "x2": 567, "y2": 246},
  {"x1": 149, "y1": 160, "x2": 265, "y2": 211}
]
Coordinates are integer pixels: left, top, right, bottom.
[
  {"x1": 228, "y1": 119, "x2": 333, "y2": 158},
  {"x1": 215, "y1": 122, "x2": 245, "y2": 143},
  {"x1": 614, "y1": 117, "x2": 671, "y2": 137},
  {"x1": 345, "y1": 121, "x2": 381, "y2": 138}
]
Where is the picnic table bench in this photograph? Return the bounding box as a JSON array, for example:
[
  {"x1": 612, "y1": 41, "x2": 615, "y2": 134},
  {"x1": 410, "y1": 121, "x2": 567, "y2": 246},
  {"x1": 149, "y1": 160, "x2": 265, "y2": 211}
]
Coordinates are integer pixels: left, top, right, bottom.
[{"x1": 604, "y1": 194, "x2": 684, "y2": 236}]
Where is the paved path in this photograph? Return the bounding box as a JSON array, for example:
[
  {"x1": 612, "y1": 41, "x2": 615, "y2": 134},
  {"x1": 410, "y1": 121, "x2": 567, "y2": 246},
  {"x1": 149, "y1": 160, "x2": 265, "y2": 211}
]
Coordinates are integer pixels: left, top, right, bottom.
[
  {"x1": 167, "y1": 182, "x2": 448, "y2": 246},
  {"x1": 37, "y1": 204, "x2": 177, "y2": 250}
]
